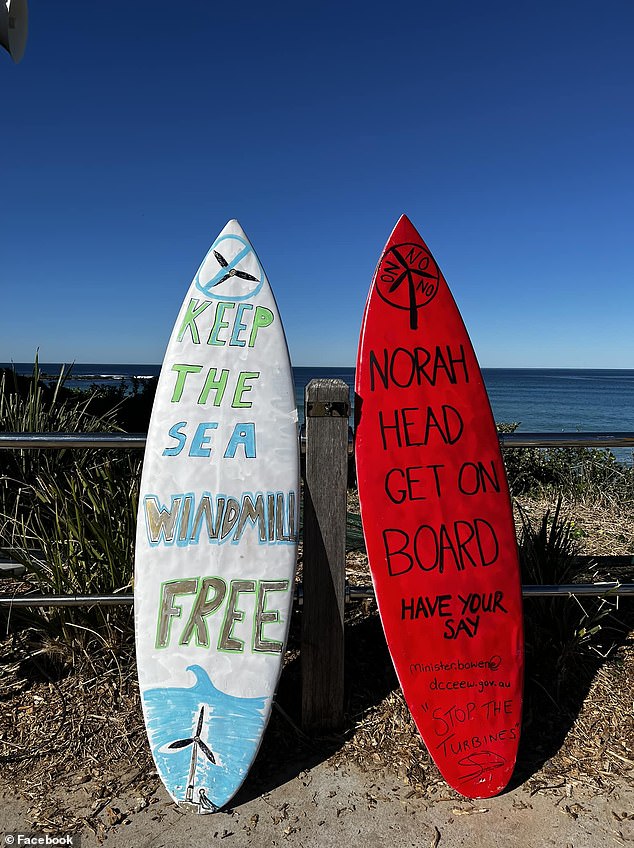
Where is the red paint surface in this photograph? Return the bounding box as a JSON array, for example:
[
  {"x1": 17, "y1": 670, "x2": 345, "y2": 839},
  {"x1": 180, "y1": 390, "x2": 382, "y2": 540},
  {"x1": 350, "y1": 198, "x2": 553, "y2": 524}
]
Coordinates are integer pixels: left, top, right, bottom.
[{"x1": 355, "y1": 215, "x2": 524, "y2": 798}]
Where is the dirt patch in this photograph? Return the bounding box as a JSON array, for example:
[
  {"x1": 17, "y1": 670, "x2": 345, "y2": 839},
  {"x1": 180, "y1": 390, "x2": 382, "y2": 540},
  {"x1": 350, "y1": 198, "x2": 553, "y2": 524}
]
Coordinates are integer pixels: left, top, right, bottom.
[{"x1": 0, "y1": 492, "x2": 633, "y2": 839}]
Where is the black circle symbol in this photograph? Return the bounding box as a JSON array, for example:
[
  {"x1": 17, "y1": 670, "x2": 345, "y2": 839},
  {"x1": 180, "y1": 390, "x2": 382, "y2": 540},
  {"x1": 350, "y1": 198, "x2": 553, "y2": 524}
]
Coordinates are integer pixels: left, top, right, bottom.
[{"x1": 376, "y1": 242, "x2": 440, "y2": 330}]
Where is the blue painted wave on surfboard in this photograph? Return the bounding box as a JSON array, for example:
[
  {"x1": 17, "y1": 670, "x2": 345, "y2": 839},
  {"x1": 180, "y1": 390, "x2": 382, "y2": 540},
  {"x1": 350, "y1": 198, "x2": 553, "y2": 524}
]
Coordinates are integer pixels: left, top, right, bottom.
[{"x1": 142, "y1": 664, "x2": 267, "y2": 808}]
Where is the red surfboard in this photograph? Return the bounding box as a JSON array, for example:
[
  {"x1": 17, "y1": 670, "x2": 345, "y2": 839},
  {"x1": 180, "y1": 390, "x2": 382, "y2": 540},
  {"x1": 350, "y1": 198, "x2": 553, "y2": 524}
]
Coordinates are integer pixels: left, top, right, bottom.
[{"x1": 355, "y1": 215, "x2": 524, "y2": 798}]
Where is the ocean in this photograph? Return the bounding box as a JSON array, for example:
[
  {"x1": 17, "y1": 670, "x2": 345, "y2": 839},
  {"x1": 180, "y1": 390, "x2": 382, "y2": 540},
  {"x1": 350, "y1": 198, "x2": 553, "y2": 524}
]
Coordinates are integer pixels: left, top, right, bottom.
[{"x1": 3, "y1": 363, "x2": 634, "y2": 458}]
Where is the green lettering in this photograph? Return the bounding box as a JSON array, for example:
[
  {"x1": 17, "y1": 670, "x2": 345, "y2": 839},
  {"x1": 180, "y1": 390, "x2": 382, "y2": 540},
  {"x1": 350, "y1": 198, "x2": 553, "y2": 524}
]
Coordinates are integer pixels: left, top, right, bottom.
[
  {"x1": 218, "y1": 580, "x2": 256, "y2": 652},
  {"x1": 180, "y1": 577, "x2": 227, "y2": 647},
  {"x1": 156, "y1": 578, "x2": 198, "y2": 648},
  {"x1": 253, "y1": 580, "x2": 289, "y2": 653},
  {"x1": 248, "y1": 306, "x2": 274, "y2": 347},
  {"x1": 208, "y1": 302, "x2": 235, "y2": 346},
  {"x1": 170, "y1": 364, "x2": 203, "y2": 402},
  {"x1": 232, "y1": 371, "x2": 259, "y2": 407},
  {"x1": 198, "y1": 368, "x2": 229, "y2": 405},
  {"x1": 176, "y1": 298, "x2": 211, "y2": 344}
]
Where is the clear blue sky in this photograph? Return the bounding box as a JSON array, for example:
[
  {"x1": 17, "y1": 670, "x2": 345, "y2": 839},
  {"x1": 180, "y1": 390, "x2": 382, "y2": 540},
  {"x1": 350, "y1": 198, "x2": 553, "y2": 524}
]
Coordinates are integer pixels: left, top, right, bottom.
[{"x1": 2, "y1": 0, "x2": 633, "y2": 367}]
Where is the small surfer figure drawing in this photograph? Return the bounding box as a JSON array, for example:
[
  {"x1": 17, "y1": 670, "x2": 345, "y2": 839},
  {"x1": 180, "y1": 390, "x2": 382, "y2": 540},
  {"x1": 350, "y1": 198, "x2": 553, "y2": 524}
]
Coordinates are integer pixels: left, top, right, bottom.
[{"x1": 198, "y1": 788, "x2": 219, "y2": 813}]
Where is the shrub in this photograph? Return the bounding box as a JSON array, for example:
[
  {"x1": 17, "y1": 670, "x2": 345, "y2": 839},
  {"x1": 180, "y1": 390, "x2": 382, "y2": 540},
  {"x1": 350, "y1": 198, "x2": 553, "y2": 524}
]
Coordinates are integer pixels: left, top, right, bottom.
[
  {"x1": 518, "y1": 496, "x2": 617, "y2": 695},
  {"x1": 0, "y1": 361, "x2": 140, "y2": 665},
  {"x1": 498, "y1": 422, "x2": 634, "y2": 504}
]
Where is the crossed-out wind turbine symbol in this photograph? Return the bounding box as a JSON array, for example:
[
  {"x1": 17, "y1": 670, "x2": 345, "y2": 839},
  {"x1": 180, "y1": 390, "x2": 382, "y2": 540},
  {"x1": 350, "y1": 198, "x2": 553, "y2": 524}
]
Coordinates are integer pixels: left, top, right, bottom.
[{"x1": 380, "y1": 245, "x2": 438, "y2": 330}]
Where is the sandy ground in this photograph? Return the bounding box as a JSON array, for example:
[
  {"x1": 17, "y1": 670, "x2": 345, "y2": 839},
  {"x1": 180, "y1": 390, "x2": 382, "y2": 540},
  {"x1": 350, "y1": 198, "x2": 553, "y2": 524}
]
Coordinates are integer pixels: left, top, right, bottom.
[
  {"x1": 1, "y1": 491, "x2": 632, "y2": 846},
  {"x1": 1, "y1": 757, "x2": 633, "y2": 848}
]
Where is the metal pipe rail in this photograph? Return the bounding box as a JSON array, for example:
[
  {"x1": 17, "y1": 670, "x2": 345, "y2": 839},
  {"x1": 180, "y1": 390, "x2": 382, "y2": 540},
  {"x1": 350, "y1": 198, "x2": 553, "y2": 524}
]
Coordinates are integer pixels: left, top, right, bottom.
[
  {"x1": 0, "y1": 429, "x2": 357, "y2": 455},
  {"x1": 1, "y1": 430, "x2": 634, "y2": 451},
  {"x1": 1, "y1": 582, "x2": 633, "y2": 608},
  {"x1": 1, "y1": 428, "x2": 633, "y2": 610},
  {"x1": 0, "y1": 433, "x2": 147, "y2": 449}
]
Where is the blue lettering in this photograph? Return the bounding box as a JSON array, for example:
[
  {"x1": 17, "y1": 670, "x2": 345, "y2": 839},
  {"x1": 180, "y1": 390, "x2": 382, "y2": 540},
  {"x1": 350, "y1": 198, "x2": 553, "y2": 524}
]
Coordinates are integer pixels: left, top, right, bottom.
[
  {"x1": 224, "y1": 423, "x2": 256, "y2": 458},
  {"x1": 189, "y1": 422, "x2": 218, "y2": 457},
  {"x1": 163, "y1": 422, "x2": 188, "y2": 456},
  {"x1": 230, "y1": 303, "x2": 253, "y2": 346}
]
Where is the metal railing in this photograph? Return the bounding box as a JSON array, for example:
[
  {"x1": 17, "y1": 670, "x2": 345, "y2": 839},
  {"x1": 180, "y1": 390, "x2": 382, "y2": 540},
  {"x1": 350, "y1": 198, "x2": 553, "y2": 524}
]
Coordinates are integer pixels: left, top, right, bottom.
[
  {"x1": 1, "y1": 581, "x2": 633, "y2": 609},
  {"x1": 0, "y1": 433, "x2": 148, "y2": 449},
  {"x1": 1, "y1": 430, "x2": 634, "y2": 451},
  {"x1": 1, "y1": 428, "x2": 633, "y2": 609},
  {"x1": 0, "y1": 429, "x2": 357, "y2": 455}
]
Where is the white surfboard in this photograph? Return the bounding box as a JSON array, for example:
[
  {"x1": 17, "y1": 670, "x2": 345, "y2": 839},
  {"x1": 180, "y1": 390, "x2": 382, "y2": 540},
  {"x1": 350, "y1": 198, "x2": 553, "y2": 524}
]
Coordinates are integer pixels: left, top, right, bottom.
[{"x1": 134, "y1": 220, "x2": 299, "y2": 813}]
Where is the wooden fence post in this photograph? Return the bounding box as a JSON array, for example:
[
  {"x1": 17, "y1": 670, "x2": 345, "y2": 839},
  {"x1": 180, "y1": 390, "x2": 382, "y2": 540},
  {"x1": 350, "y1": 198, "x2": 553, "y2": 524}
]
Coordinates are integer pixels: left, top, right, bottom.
[{"x1": 301, "y1": 378, "x2": 350, "y2": 732}]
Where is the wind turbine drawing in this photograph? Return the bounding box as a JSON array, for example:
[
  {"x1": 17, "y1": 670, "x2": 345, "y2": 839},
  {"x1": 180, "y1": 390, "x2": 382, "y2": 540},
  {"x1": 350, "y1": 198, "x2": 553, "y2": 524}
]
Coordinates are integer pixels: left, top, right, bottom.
[
  {"x1": 212, "y1": 249, "x2": 259, "y2": 286},
  {"x1": 167, "y1": 705, "x2": 216, "y2": 804}
]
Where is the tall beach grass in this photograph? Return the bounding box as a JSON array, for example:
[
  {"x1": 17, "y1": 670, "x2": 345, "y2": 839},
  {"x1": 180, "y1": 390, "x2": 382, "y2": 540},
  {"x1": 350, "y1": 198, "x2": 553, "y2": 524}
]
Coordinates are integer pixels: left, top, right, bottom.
[{"x1": 0, "y1": 361, "x2": 141, "y2": 666}]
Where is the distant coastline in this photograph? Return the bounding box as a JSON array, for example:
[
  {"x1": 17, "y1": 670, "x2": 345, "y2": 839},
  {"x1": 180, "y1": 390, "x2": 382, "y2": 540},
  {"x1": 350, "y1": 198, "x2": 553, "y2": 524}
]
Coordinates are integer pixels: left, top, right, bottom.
[{"x1": 3, "y1": 363, "x2": 634, "y2": 453}]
